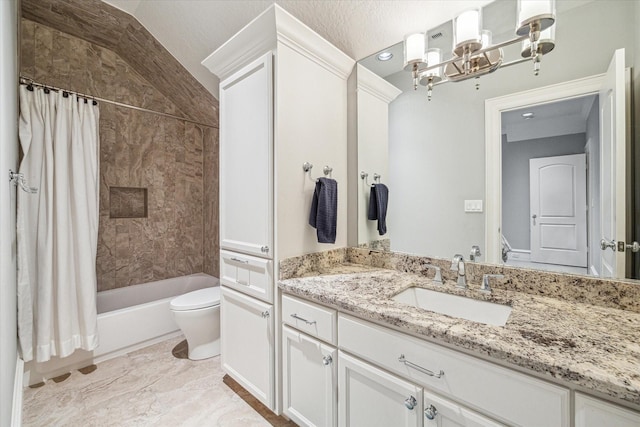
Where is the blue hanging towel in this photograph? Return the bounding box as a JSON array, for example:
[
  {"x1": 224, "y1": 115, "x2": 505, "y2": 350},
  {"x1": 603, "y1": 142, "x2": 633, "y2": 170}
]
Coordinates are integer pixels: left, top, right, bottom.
[
  {"x1": 367, "y1": 183, "x2": 389, "y2": 236},
  {"x1": 309, "y1": 177, "x2": 338, "y2": 243}
]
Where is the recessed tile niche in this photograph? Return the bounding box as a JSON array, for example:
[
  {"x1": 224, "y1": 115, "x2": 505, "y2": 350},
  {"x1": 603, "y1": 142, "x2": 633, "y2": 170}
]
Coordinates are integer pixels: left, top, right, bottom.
[{"x1": 109, "y1": 187, "x2": 148, "y2": 219}]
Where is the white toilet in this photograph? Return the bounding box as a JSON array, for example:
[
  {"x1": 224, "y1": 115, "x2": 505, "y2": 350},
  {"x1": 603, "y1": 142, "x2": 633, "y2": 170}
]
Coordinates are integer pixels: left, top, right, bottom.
[{"x1": 170, "y1": 287, "x2": 221, "y2": 360}]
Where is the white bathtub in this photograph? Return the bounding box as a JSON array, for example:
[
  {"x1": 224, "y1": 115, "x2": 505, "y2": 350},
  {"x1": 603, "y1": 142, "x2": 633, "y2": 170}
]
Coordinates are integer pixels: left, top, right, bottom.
[{"x1": 25, "y1": 273, "x2": 219, "y2": 385}]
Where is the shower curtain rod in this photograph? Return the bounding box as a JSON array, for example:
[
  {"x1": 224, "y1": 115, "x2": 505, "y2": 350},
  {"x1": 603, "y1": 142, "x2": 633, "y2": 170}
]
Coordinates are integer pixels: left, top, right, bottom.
[{"x1": 19, "y1": 76, "x2": 217, "y2": 128}]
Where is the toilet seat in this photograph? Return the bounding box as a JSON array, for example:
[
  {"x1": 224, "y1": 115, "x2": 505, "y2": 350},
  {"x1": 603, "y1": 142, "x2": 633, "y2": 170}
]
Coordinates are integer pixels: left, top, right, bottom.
[{"x1": 170, "y1": 287, "x2": 220, "y2": 311}]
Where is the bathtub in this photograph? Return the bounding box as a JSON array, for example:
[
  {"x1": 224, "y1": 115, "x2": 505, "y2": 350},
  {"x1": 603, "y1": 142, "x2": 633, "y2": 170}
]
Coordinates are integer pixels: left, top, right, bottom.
[{"x1": 25, "y1": 273, "x2": 219, "y2": 385}]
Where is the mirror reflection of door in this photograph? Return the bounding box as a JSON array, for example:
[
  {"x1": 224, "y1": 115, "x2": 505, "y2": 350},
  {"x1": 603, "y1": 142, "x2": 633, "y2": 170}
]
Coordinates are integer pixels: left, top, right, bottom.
[{"x1": 502, "y1": 98, "x2": 595, "y2": 275}]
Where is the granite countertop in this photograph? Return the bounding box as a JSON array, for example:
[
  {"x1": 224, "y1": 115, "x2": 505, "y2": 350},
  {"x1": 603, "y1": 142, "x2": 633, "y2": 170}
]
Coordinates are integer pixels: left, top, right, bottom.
[{"x1": 278, "y1": 266, "x2": 640, "y2": 406}]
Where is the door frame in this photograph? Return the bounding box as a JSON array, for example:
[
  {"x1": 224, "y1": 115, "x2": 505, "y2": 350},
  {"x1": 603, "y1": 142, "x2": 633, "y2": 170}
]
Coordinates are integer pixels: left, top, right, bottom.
[{"x1": 485, "y1": 74, "x2": 605, "y2": 264}]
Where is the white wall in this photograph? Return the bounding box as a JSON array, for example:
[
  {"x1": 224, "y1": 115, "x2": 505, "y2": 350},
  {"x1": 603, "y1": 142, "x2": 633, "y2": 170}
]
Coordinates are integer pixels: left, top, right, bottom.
[
  {"x1": 501, "y1": 133, "x2": 587, "y2": 250},
  {"x1": 385, "y1": 0, "x2": 636, "y2": 259},
  {"x1": 0, "y1": 0, "x2": 19, "y2": 425},
  {"x1": 275, "y1": 42, "x2": 349, "y2": 258}
]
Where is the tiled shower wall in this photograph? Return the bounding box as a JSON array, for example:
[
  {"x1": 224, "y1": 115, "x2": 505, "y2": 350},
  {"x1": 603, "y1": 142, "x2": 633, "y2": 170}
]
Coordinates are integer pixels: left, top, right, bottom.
[{"x1": 20, "y1": 19, "x2": 219, "y2": 291}]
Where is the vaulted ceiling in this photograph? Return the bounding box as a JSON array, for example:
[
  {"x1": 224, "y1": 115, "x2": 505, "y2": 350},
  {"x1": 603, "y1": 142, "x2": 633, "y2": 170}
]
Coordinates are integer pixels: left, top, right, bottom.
[{"x1": 22, "y1": 0, "x2": 218, "y2": 126}]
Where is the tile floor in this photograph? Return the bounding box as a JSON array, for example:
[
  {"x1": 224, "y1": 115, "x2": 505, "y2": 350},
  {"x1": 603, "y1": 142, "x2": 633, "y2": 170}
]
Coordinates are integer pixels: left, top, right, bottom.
[{"x1": 22, "y1": 337, "x2": 294, "y2": 427}]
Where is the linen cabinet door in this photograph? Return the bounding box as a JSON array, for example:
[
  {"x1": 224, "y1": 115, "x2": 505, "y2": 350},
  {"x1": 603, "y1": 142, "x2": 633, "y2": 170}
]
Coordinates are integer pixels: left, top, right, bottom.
[
  {"x1": 219, "y1": 52, "x2": 273, "y2": 258},
  {"x1": 423, "y1": 390, "x2": 504, "y2": 427},
  {"x1": 220, "y1": 286, "x2": 274, "y2": 410},
  {"x1": 282, "y1": 326, "x2": 337, "y2": 426},
  {"x1": 338, "y1": 351, "x2": 422, "y2": 427}
]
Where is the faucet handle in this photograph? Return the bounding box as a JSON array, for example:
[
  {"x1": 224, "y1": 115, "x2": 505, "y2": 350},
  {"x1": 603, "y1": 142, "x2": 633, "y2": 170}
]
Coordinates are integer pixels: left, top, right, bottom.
[
  {"x1": 423, "y1": 264, "x2": 443, "y2": 285},
  {"x1": 470, "y1": 245, "x2": 481, "y2": 261},
  {"x1": 481, "y1": 274, "x2": 504, "y2": 294},
  {"x1": 450, "y1": 254, "x2": 464, "y2": 271}
]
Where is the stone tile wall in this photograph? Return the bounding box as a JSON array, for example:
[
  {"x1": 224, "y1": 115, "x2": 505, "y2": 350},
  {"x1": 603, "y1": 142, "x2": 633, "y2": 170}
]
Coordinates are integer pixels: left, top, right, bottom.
[{"x1": 21, "y1": 19, "x2": 219, "y2": 291}]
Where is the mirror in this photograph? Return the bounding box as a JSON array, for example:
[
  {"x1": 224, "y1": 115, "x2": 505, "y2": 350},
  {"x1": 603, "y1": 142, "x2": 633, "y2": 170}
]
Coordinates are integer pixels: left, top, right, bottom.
[{"x1": 356, "y1": 0, "x2": 639, "y2": 279}]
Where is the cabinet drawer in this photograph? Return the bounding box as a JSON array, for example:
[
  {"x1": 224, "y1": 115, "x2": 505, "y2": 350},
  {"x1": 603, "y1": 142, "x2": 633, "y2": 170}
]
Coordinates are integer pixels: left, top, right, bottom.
[
  {"x1": 338, "y1": 314, "x2": 569, "y2": 427},
  {"x1": 221, "y1": 250, "x2": 273, "y2": 303},
  {"x1": 282, "y1": 294, "x2": 337, "y2": 345}
]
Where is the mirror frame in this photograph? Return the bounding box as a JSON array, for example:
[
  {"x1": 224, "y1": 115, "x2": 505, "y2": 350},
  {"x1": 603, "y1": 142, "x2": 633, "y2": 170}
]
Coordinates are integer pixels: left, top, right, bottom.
[{"x1": 484, "y1": 73, "x2": 606, "y2": 264}]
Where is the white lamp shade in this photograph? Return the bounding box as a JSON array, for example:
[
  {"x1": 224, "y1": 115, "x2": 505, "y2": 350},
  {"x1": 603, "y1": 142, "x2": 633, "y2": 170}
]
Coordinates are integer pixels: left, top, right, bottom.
[
  {"x1": 404, "y1": 33, "x2": 425, "y2": 66},
  {"x1": 425, "y1": 48, "x2": 442, "y2": 77},
  {"x1": 481, "y1": 30, "x2": 492, "y2": 48},
  {"x1": 518, "y1": 0, "x2": 555, "y2": 27},
  {"x1": 454, "y1": 9, "x2": 482, "y2": 48}
]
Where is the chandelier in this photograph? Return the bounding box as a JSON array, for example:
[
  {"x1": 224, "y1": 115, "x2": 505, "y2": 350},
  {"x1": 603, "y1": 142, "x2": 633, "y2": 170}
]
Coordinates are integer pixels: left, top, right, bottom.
[{"x1": 404, "y1": 0, "x2": 556, "y2": 100}]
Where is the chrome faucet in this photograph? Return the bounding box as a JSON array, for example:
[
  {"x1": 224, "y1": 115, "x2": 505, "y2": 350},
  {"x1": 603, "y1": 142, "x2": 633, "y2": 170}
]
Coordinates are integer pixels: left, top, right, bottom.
[
  {"x1": 450, "y1": 254, "x2": 467, "y2": 289},
  {"x1": 469, "y1": 245, "x2": 481, "y2": 262}
]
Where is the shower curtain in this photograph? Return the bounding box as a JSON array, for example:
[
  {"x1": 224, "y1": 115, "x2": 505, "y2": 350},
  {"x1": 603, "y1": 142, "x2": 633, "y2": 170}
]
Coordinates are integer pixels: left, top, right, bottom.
[{"x1": 17, "y1": 86, "x2": 100, "y2": 363}]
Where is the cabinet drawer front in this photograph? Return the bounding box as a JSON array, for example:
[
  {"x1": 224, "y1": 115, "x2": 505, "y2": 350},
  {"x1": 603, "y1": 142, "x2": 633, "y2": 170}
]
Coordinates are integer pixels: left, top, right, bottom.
[
  {"x1": 575, "y1": 393, "x2": 640, "y2": 427},
  {"x1": 221, "y1": 250, "x2": 273, "y2": 303},
  {"x1": 338, "y1": 314, "x2": 569, "y2": 427},
  {"x1": 282, "y1": 294, "x2": 337, "y2": 344},
  {"x1": 283, "y1": 326, "x2": 337, "y2": 427}
]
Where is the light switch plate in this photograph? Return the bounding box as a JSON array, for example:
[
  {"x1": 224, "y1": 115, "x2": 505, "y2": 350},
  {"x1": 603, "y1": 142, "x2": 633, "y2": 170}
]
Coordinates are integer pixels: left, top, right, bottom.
[{"x1": 464, "y1": 200, "x2": 483, "y2": 213}]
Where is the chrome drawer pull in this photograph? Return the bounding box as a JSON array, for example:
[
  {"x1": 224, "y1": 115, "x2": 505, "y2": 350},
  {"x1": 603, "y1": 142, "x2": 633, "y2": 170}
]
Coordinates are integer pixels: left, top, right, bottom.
[
  {"x1": 404, "y1": 396, "x2": 417, "y2": 410},
  {"x1": 322, "y1": 355, "x2": 333, "y2": 366},
  {"x1": 261, "y1": 310, "x2": 270, "y2": 318},
  {"x1": 230, "y1": 257, "x2": 249, "y2": 264},
  {"x1": 290, "y1": 313, "x2": 316, "y2": 325},
  {"x1": 398, "y1": 354, "x2": 444, "y2": 378}
]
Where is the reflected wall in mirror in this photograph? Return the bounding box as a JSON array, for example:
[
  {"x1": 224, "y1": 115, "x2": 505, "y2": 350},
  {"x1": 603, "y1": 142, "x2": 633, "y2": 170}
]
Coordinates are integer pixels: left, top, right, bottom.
[{"x1": 356, "y1": 0, "x2": 640, "y2": 279}]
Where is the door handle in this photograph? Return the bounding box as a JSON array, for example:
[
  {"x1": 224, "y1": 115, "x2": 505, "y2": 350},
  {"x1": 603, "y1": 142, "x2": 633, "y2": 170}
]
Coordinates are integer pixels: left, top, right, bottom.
[
  {"x1": 600, "y1": 238, "x2": 616, "y2": 251},
  {"x1": 532, "y1": 214, "x2": 537, "y2": 226}
]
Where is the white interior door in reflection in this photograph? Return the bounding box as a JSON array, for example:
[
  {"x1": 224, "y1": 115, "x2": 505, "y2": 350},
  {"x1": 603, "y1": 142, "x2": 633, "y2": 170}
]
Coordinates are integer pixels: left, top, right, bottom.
[{"x1": 530, "y1": 154, "x2": 587, "y2": 267}]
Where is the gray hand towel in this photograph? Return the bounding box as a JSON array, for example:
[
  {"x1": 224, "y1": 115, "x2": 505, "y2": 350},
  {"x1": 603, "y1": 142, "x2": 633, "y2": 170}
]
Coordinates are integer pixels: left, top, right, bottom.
[
  {"x1": 367, "y1": 183, "x2": 388, "y2": 236},
  {"x1": 309, "y1": 177, "x2": 338, "y2": 243}
]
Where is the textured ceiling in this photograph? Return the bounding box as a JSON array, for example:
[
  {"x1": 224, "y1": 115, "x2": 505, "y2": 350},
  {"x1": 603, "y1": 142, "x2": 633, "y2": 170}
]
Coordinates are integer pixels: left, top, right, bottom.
[{"x1": 102, "y1": 0, "x2": 494, "y2": 99}]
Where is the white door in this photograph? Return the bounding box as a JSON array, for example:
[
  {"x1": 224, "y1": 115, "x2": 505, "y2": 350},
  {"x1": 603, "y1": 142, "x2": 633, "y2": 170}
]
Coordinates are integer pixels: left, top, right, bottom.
[
  {"x1": 282, "y1": 326, "x2": 337, "y2": 427},
  {"x1": 219, "y1": 52, "x2": 273, "y2": 258},
  {"x1": 575, "y1": 393, "x2": 640, "y2": 427},
  {"x1": 599, "y1": 49, "x2": 627, "y2": 278},
  {"x1": 220, "y1": 286, "x2": 274, "y2": 410},
  {"x1": 423, "y1": 390, "x2": 504, "y2": 427},
  {"x1": 530, "y1": 154, "x2": 587, "y2": 267},
  {"x1": 338, "y1": 351, "x2": 422, "y2": 427}
]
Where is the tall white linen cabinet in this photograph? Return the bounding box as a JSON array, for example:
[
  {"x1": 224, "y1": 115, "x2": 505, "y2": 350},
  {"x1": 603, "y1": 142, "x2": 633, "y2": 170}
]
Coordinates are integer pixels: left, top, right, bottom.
[{"x1": 202, "y1": 4, "x2": 354, "y2": 415}]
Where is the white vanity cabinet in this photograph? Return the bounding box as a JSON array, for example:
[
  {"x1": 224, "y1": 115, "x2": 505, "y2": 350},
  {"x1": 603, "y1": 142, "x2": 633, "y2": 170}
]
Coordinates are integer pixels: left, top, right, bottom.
[
  {"x1": 282, "y1": 326, "x2": 337, "y2": 427},
  {"x1": 282, "y1": 294, "x2": 338, "y2": 426},
  {"x1": 575, "y1": 393, "x2": 640, "y2": 427},
  {"x1": 339, "y1": 350, "x2": 423, "y2": 427},
  {"x1": 220, "y1": 287, "x2": 274, "y2": 409}
]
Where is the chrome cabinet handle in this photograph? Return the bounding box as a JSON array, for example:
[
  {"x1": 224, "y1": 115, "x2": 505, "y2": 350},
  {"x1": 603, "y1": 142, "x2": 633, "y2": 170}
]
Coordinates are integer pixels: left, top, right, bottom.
[
  {"x1": 290, "y1": 313, "x2": 316, "y2": 325},
  {"x1": 261, "y1": 310, "x2": 270, "y2": 318},
  {"x1": 532, "y1": 214, "x2": 537, "y2": 226},
  {"x1": 399, "y1": 354, "x2": 444, "y2": 378},
  {"x1": 322, "y1": 355, "x2": 333, "y2": 366},
  {"x1": 230, "y1": 257, "x2": 249, "y2": 264},
  {"x1": 626, "y1": 241, "x2": 640, "y2": 252},
  {"x1": 600, "y1": 238, "x2": 616, "y2": 251},
  {"x1": 424, "y1": 404, "x2": 438, "y2": 420},
  {"x1": 404, "y1": 396, "x2": 417, "y2": 410},
  {"x1": 261, "y1": 245, "x2": 269, "y2": 253}
]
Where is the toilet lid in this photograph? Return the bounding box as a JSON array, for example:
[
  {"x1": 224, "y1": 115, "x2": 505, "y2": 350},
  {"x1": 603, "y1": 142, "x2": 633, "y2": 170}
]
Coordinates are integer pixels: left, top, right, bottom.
[{"x1": 170, "y1": 287, "x2": 221, "y2": 311}]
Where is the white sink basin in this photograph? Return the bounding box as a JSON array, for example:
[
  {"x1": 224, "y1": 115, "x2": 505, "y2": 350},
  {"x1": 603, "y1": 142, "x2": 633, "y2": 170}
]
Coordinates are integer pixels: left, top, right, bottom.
[{"x1": 392, "y1": 287, "x2": 512, "y2": 326}]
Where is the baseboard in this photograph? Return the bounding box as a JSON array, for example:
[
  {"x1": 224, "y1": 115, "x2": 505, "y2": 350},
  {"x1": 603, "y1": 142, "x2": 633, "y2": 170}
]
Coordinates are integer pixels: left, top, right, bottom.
[{"x1": 11, "y1": 357, "x2": 24, "y2": 427}]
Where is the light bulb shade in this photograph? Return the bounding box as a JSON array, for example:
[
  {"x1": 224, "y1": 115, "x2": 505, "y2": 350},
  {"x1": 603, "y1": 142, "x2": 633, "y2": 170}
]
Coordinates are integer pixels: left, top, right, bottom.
[
  {"x1": 453, "y1": 9, "x2": 482, "y2": 53},
  {"x1": 424, "y1": 48, "x2": 442, "y2": 78},
  {"x1": 521, "y1": 24, "x2": 556, "y2": 57},
  {"x1": 404, "y1": 33, "x2": 426, "y2": 69},
  {"x1": 517, "y1": 0, "x2": 556, "y2": 35},
  {"x1": 481, "y1": 30, "x2": 492, "y2": 49}
]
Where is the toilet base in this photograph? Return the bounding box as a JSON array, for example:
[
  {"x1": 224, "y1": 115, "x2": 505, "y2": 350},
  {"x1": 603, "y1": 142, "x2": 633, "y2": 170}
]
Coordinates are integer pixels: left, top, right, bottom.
[{"x1": 188, "y1": 340, "x2": 220, "y2": 360}]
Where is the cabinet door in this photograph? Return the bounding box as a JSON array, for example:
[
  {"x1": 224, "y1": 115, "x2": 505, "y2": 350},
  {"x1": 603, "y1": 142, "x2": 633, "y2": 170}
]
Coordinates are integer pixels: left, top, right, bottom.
[
  {"x1": 338, "y1": 351, "x2": 422, "y2": 427},
  {"x1": 220, "y1": 286, "x2": 274, "y2": 410},
  {"x1": 423, "y1": 390, "x2": 504, "y2": 427},
  {"x1": 575, "y1": 393, "x2": 640, "y2": 427},
  {"x1": 282, "y1": 326, "x2": 337, "y2": 427},
  {"x1": 219, "y1": 52, "x2": 273, "y2": 258}
]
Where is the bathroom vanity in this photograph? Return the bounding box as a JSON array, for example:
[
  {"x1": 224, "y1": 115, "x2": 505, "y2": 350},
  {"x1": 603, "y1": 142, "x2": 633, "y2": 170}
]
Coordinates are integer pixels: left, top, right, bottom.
[{"x1": 278, "y1": 252, "x2": 640, "y2": 426}]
